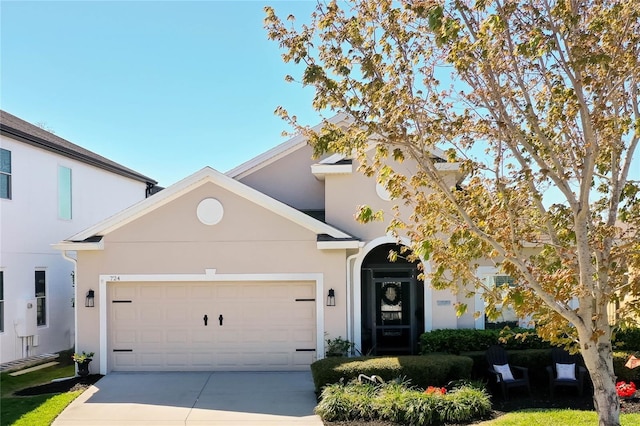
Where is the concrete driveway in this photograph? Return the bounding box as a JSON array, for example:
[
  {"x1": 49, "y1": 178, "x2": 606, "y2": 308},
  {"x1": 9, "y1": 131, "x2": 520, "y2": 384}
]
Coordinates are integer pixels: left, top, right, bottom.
[{"x1": 53, "y1": 371, "x2": 323, "y2": 425}]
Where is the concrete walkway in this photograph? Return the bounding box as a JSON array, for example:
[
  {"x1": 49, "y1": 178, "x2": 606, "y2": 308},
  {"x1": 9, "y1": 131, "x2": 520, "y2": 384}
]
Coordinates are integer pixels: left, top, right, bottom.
[{"x1": 53, "y1": 371, "x2": 323, "y2": 425}]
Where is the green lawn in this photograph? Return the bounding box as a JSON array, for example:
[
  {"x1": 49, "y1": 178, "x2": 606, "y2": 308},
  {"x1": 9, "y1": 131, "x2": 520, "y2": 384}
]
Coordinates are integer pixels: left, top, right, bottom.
[
  {"x1": 0, "y1": 360, "x2": 79, "y2": 426},
  {"x1": 1, "y1": 364, "x2": 75, "y2": 397},
  {"x1": 479, "y1": 409, "x2": 640, "y2": 425}
]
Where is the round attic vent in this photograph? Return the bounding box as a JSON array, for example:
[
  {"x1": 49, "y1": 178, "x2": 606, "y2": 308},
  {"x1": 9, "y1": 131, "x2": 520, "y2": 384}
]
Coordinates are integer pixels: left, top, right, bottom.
[
  {"x1": 197, "y1": 198, "x2": 224, "y2": 225},
  {"x1": 376, "y1": 182, "x2": 392, "y2": 201}
]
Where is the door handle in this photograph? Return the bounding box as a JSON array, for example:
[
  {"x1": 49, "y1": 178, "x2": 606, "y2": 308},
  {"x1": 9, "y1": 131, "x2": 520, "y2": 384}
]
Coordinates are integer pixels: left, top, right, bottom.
[{"x1": 219, "y1": 314, "x2": 223, "y2": 326}]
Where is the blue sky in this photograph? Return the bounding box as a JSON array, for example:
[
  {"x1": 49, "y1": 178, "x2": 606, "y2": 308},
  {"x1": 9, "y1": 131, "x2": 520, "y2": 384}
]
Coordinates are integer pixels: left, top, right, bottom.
[
  {"x1": 1, "y1": 1, "x2": 320, "y2": 186},
  {"x1": 2, "y1": 1, "x2": 637, "y2": 189}
]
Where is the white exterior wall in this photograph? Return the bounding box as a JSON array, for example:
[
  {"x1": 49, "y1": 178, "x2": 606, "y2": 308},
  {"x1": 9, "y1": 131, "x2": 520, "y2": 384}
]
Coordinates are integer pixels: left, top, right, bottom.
[{"x1": 0, "y1": 134, "x2": 149, "y2": 363}]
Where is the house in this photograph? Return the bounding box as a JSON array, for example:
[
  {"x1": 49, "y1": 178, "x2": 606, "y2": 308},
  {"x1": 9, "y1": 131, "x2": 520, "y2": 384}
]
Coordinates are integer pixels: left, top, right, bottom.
[
  {"x1": 0, "y1": 110, "x2": 158, "y2": 363},
  {"x1": 55, "y1": 114, "x2": 507, "y2": 375}
]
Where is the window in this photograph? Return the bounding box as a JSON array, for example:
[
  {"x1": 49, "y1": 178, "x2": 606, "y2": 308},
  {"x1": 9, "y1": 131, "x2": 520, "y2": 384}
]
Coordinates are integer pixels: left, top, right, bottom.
[
  {"x1": 58, "y1": 166, "x2": 72, "y2": 219},
  {"x1": 0, "y1": 148, "x2": 11, "y2": 199},
  {"x1": 0, "y1": 271, "x2": 4, "y2": 332},
  {"x1": 484, "y1": 275, "x2": 519, "y2": 329},
  {"x1": 35, "y1": 270, "x2": 46, "y2": 326}
]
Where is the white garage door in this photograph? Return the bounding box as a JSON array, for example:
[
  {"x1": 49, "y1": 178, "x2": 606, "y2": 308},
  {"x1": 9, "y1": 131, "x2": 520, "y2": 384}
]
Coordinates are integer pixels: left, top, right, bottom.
[{"x1": 108, "y1": 281, "x2": 317, "y2": 371}]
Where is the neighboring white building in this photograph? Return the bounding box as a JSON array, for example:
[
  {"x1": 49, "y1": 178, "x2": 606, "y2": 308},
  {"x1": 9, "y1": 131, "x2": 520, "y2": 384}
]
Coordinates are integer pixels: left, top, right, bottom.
[{"x1": 0, "y1": 110, "x2": 158, "y2": 363}]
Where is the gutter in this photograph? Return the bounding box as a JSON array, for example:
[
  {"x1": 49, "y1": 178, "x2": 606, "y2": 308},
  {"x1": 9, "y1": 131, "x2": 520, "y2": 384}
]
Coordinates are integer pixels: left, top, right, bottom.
[
  {"x1": 346, "y1": 244, "x2": 364, "y2": 354},
  {"x1": 60, "y1": 251, "x2": 79, "y2": 376}
]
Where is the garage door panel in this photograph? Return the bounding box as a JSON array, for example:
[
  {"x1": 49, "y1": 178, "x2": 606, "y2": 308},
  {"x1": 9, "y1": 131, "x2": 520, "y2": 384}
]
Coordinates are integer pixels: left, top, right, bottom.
[
  {"x1": 113, "y1": 305, "x2": 136, "y2": 321},
  {"x1": 217, "y1": 284, "x2": 239, "y2": 298},
  {"x1": 190, "y1": 285, "x2": 214, "y2": 299},
  {"x1": 112, "y1": 286, "x2": 136, "y2": 300},
  {"x1": 292, "y1": 304, "x2": 315, "y2": 320},
  {"x1": 114, "y1": 330, "x2": 136, "y2": 344},
  {"x1": 166, "y1": 330, "x2": 190, "y2": 344},
  {"x1": 140, "y1": 353, "x2": 164, "y2": 368},
  {"x1": 264, "y1": 353, "x2": 290, "y2": 366},
  {"x1": 242, "y1": 329, "x2": 266, "y2": 343},
  {"x1": 140, "y1": 330, "x2": 163, "y2": 344},
  {"x1": 165, "y1": 352, "x2": 192, "y2": 367},
  {"x1": 216, "y1": 329, "x2": 240, "y2": 344},
  {"x1": 293, "y1": 351, "x2": 315, "y2": 366},
  {"x1": 113, "y1": 352, "x2": 136, "y2": 368},
  {"x1": 293, "y1": 329, "x2": 315, "y2": 344},
  {"x1": 140, "y1": 285, "x2": 166, "y2": 300},
  {"x1": 166, "y1": 286, "x2": 188, "y2": 299},
  {"x1": 292, "y1": 284, "x2": 315, "y2": 299},
  {"x1": 110, "y1": 281, "x2": 317, "y2": 371}
]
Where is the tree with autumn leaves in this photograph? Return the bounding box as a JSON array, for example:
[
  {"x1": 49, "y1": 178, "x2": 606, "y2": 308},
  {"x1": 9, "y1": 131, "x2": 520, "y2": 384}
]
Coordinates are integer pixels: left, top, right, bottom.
[{"x1": 265, "y1": 0, "x2": 639, "y2": 424}]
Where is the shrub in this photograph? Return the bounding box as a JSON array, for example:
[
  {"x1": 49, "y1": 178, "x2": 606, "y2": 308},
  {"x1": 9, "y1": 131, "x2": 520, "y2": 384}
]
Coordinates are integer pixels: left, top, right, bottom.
[
  {"x1": 613, "y1": 329, "x2": 640, "y2": 352},
  {"x1": 420, "y1": 328, "x2": 550, "y2": 354},
  {"x1": 314, "y1": 380, "x2": 378, "y2": 421},
  {"x1": 315, "y1": 379, "x2": 491, "y2": 425},
  {"x1": 310, "y1": 355, "x2": 473, "y2": 392}
]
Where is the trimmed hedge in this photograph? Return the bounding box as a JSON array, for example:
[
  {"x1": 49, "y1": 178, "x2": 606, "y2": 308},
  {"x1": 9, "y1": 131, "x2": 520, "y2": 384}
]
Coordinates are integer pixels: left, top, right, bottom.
[
  {"x1": 421, "y1": 327, "x2": 640, "y2": 355},
  {"x1": 419, "y1": 328, "x2": 550, "y2": 354},
  {"x1": 614, "y1": 329, "x2": 640, "y2": 352},
  {"x1": 310, "y1": 355, "x2": 473, "y2": 392}
]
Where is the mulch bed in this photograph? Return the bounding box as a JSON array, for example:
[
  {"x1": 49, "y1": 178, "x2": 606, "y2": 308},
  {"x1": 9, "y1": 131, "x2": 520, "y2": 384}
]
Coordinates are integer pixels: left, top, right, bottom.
[{"x1": 14, "y1": 374, "x2": 103, "y2": 396}]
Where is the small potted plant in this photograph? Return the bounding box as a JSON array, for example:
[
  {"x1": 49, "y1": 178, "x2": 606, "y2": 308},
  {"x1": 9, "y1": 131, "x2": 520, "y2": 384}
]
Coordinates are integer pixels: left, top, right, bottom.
[
  {"x1": 72, "y1": 351, "x2": 95, "y2": 377},
  {"x1": 325, "y1": 336, "x2": 354, "y2": 357}
]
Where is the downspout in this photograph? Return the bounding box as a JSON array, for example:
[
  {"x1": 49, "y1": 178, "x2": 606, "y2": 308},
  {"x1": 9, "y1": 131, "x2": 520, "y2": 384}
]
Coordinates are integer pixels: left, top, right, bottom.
[
  {"x1": 346, "y1": 245, "x2": 363, "y2": 355},
  {"x1": 61, "y1": 251, "x2": 78, "y2": 361}
]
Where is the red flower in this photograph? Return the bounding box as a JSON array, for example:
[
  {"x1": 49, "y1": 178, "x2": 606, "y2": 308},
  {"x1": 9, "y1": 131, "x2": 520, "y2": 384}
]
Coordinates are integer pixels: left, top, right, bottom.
[
  {"x1": 616, "y1": 381, "x2": 636, "y2": 398},
  {"x1": 424, "y1": 386, "x2": 447, "y2": 395}
]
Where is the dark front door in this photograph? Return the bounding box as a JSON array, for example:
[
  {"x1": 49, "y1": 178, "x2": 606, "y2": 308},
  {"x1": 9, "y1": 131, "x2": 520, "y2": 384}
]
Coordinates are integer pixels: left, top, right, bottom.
[
  {"x1": 373, "y1": 278, "x2": 415, "y2": 354},
  {"x1": 360, "y1": 243, "x2": 424, "y2": 356}
]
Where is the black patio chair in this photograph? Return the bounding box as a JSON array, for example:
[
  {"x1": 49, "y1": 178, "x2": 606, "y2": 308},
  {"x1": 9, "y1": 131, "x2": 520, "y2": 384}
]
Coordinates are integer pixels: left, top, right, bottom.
[
  {"x1": 547, "y1": 347, "x2": 587, "y2": 397},
  {"x1": 485, "y1": 345, "x2": 531, "y2": 400}
]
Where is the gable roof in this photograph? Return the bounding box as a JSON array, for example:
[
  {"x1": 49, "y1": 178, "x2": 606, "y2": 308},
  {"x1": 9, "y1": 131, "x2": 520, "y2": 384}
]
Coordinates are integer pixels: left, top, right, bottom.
[
  {"x1": 225, "y1": 113, "x2": 352, "y2": 179},
  {"x1": 0, "y1": 110, "x2": 157, "y2": 185},
  {"x1": 57, "y1": 166, "x2": 357, "y2": 249},
  {"x1": 226, "y1": 112, "x2": 455, "y2": 184}
]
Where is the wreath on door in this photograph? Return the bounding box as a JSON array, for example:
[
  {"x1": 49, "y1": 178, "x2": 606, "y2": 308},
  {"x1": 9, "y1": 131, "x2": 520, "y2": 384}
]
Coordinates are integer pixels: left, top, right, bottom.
[{"x1": 381, "y1": 283, "x2": 401, "y2": 306}]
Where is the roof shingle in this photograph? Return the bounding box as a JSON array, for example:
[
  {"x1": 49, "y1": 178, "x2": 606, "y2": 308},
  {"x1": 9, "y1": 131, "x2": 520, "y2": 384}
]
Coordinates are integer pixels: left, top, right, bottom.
[{"x1": 0, "y1": 110, "x2": 156, "y2": 185}]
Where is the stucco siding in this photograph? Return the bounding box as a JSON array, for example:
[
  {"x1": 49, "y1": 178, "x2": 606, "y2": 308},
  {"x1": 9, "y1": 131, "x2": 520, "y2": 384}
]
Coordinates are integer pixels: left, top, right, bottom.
[
  {"x1": 0, "y1": 134, "x2": 148, "y2": 363},
  {"x1": 73, "y1": 181, "x2": 348, "y2": 373},
  {"x1": 324, "y1": 157, "x2": 420, "y2": 241},
  {"x1": 237, "y1": 145, "x2": 325, "y2": 211}
]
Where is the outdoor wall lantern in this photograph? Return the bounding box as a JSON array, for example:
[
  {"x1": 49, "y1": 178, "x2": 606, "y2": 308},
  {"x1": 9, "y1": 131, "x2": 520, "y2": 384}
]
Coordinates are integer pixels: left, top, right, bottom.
[
  {"x1": 327, "y1": 288, "x2": 336, "y2": 306},
  {"x1": 85, "y1": 289, "x2": 95, "y2": 307}
]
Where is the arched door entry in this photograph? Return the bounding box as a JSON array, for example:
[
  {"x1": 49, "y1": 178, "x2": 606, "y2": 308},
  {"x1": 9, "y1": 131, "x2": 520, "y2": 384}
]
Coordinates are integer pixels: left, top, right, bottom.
[{"x1": 361, "y1": 244, "x2": 424, "y2": 355}]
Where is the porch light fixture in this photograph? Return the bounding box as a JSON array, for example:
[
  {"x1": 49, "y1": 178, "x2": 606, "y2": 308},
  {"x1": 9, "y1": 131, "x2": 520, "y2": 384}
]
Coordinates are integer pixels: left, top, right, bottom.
[
  {"x1": 85, "y1": 289, "x2": 95, "y2": 308},
  {"x1": 327, "y1": 288, "x2": 336, "y2": 306}
]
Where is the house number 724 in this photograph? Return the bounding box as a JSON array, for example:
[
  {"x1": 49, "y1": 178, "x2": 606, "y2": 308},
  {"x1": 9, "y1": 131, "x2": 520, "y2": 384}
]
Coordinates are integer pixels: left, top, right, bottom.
[{"x1": 109, "y1": 276, "x2": 121, "y2": 281}]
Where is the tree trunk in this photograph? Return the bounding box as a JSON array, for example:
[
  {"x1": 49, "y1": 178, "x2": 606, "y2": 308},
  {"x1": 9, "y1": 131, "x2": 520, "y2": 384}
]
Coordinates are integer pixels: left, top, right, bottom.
[{"x1": 580, "y1": 338, "x2": 620, "y2": 426}]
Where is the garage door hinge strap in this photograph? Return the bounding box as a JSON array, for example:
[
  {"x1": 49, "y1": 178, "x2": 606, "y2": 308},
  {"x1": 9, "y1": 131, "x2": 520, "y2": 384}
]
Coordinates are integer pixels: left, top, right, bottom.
[
  {"x1": 113, "y1": 349, "x2": 133, "y2": 352},
  {"x1": 112, "y1": 300, "x2": 132, "y2": 303},
  {"x1": 295, "y1": 349, "x2": 316, "y2": 352},
  {"x1": 295, "y1": 298, "x2": 315, "y2": 302}
]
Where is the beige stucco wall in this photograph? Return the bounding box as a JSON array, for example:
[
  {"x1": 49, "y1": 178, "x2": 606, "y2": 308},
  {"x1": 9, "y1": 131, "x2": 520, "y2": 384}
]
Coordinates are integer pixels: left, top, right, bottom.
[
  {"x1": 324, "y1": 157, "x2": 460, "y2": 242},
  {"x1": 238, "y1": 145, "x2": 326, "y2": 211},
  {"x1": 74, "y1": 181, "x2": 348, "y2": 373}
]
